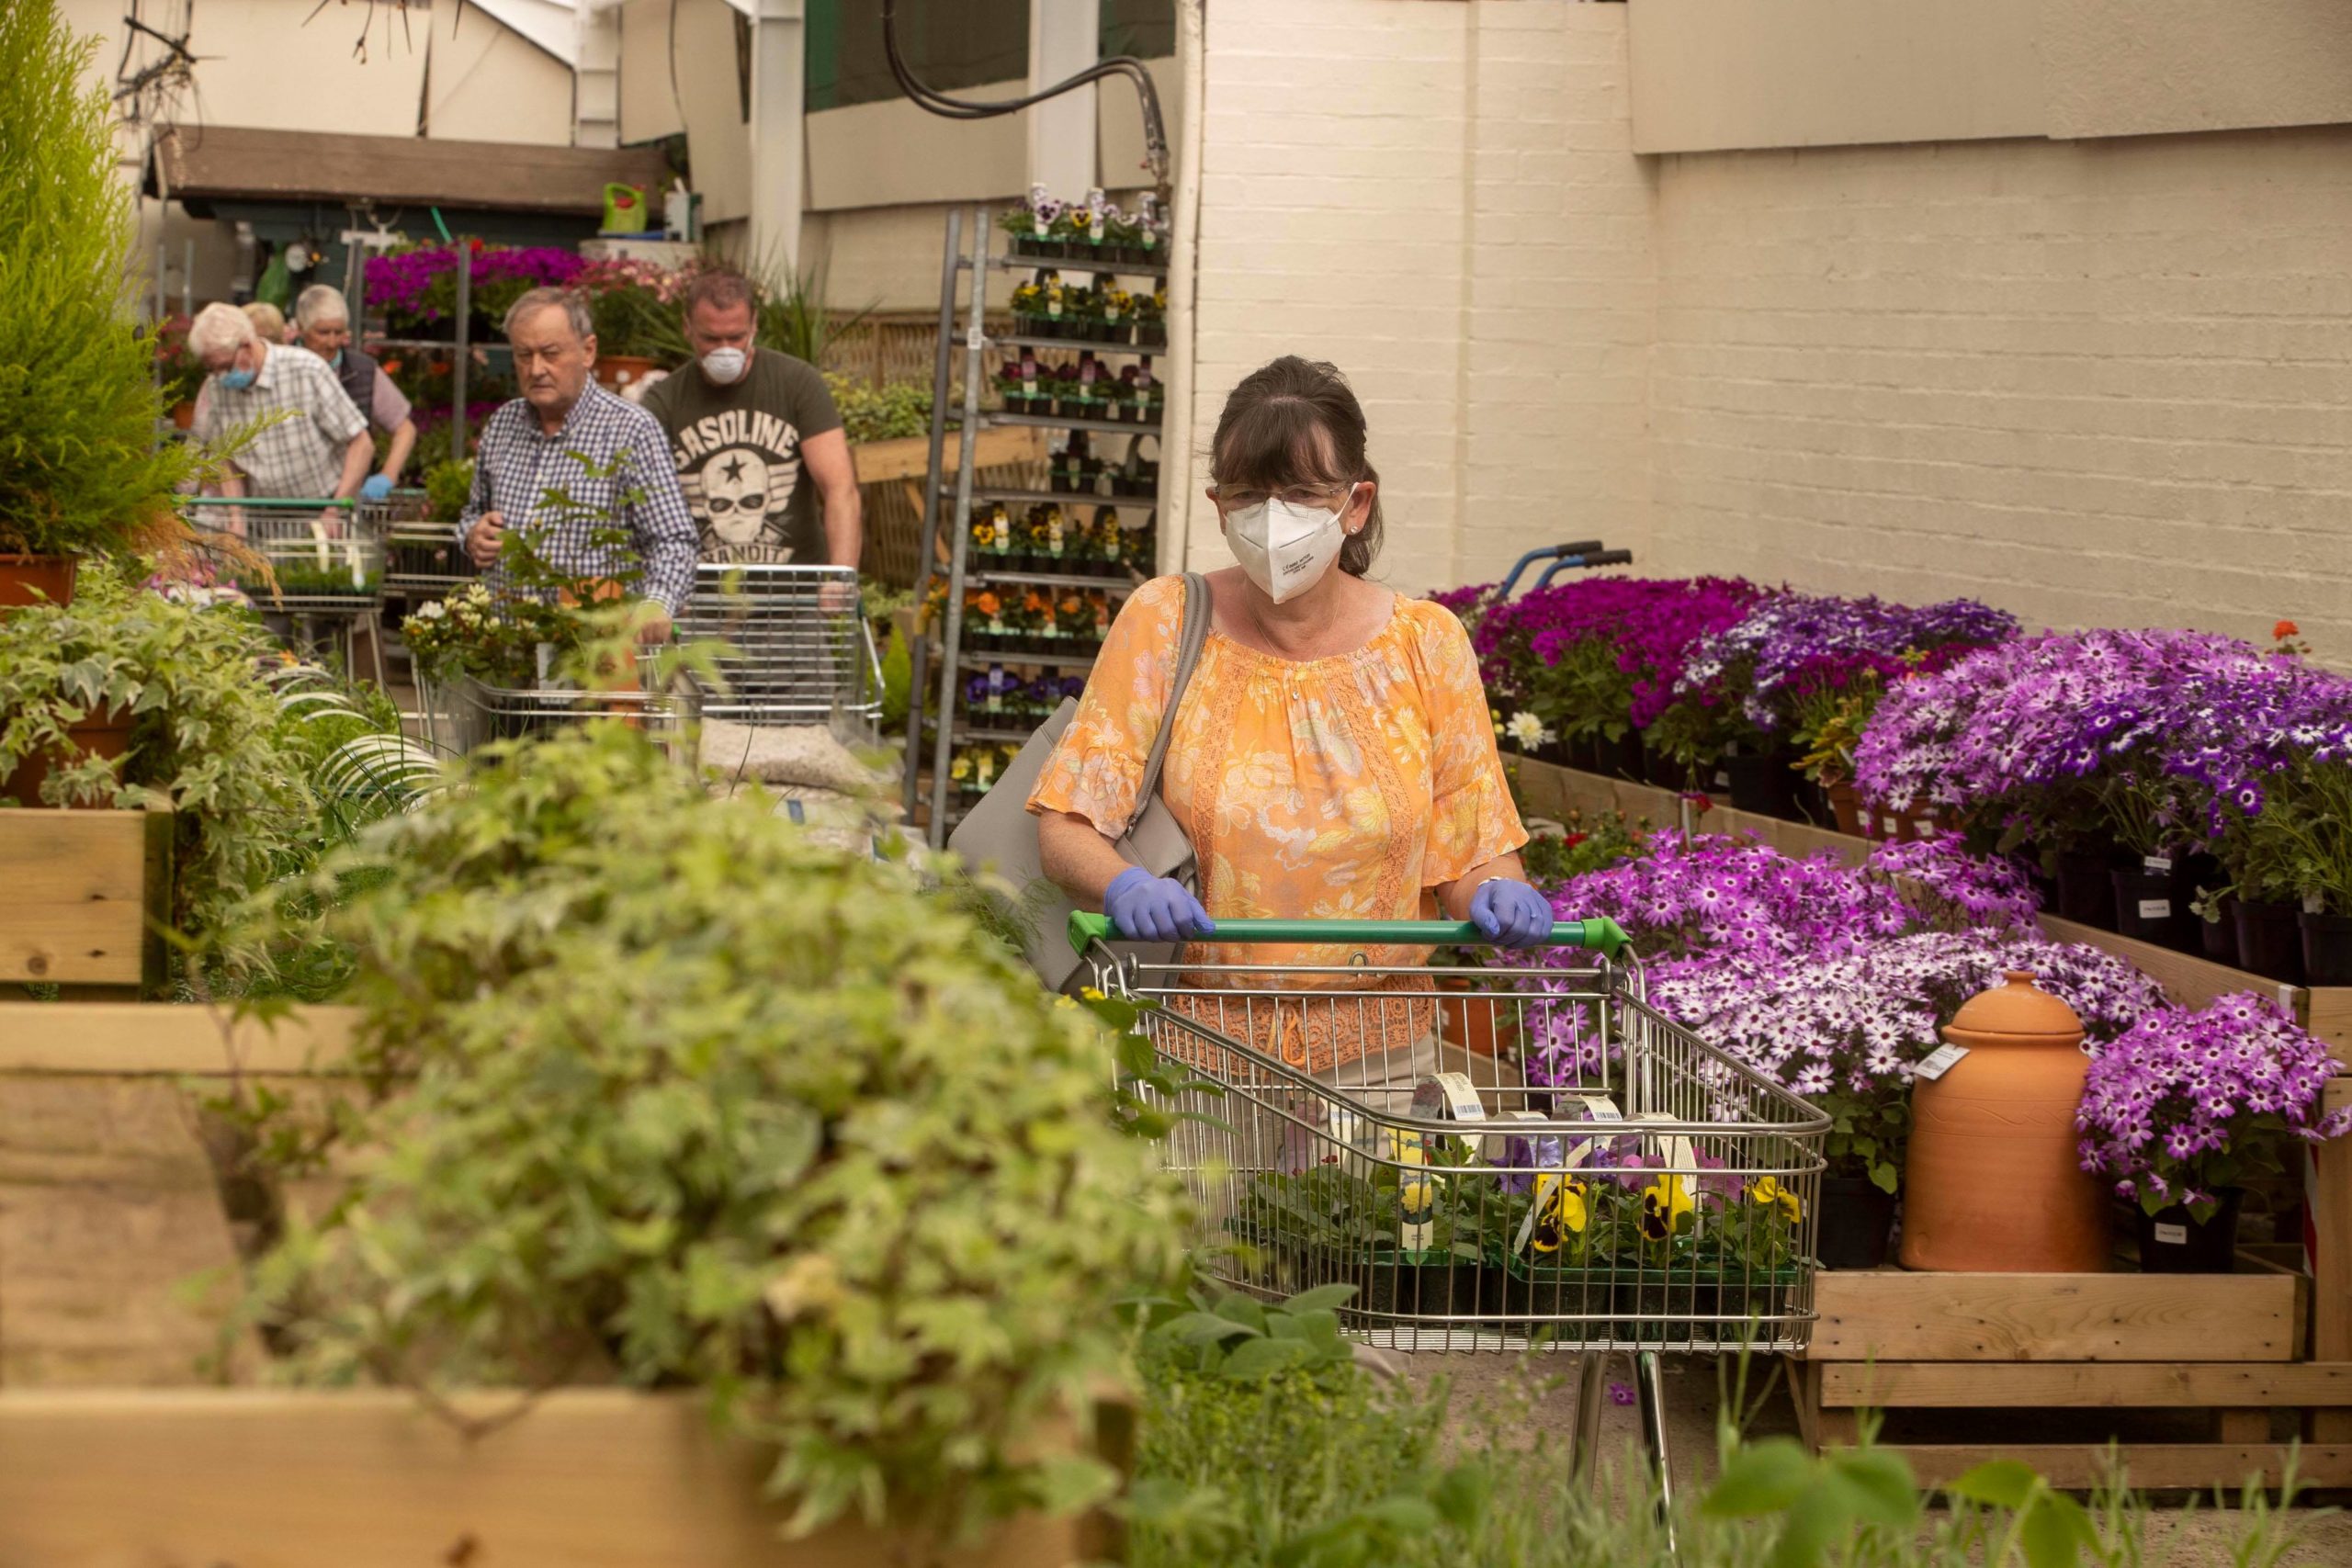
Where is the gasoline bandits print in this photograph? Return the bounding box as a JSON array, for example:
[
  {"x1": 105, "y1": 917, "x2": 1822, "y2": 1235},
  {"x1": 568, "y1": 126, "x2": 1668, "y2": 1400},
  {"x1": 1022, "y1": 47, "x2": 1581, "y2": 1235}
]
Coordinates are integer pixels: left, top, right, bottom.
[{"x1": 672, "y1": 411, "x2": 804, "y2": 563}]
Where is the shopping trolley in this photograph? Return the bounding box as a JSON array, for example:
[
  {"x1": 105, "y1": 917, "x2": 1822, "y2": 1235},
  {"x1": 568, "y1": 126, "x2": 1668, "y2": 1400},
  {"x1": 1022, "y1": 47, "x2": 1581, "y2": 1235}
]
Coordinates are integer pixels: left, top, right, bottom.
[
  {"x1": 1076, "y1": 913, "x2": 1826, "y2": 1517},
  {"x1": 419, "y1": 652, "x2": 699, "y2": 760},
  {"x1": 674, "y1": 564, "x2": 886, "y2": 740},
  {"x1": 182, "y1": 496, "x2": 390, "y2": 685}
]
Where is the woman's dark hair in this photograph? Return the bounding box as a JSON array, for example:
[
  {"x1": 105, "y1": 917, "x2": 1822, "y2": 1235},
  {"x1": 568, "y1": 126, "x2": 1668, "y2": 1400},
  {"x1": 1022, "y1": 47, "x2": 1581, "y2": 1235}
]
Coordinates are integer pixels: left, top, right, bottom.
[{"x1": 1210, "y1": 355, "x2": 1385, "y2": 577}]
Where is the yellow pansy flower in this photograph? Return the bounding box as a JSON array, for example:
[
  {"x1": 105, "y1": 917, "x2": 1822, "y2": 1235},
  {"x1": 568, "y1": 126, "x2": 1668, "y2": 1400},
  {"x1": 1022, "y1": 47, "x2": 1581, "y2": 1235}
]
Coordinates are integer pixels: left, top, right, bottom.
[
  {"x1": 1639, "y1": 1174, "x2": 1695, "y2": 1242},
  {"x1": 1749, "y1": 1176, "x2": 1802, "y2": 1224}
]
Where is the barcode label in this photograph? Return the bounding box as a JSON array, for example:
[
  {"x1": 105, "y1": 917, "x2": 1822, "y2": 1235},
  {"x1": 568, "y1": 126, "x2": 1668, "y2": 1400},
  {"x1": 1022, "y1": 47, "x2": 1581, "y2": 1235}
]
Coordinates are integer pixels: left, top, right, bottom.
[
  {"x1": 2139, "y1": 899, "x2": 2172, "y2": 919},
  {"x1": 1914, "y1": 1043, "x2": 1970, "y2": 1081},
  {"x1": 2154, "y1": 1222, "x2": 2188, "y2": 1246}
]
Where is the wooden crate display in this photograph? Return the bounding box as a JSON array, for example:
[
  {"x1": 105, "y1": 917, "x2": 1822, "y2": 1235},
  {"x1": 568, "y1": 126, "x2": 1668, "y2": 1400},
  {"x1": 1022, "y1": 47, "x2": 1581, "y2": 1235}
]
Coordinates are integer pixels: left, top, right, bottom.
[
  {"x1": 0, "y1": 1006, "x2": 1124, "y2": 1565},
  {"x1": 0, "y1": 807, "x2": 170, "y2": 992},
  {"x1": 1795, "y1": 1264, "x2": 2352, "y2": 1488}
]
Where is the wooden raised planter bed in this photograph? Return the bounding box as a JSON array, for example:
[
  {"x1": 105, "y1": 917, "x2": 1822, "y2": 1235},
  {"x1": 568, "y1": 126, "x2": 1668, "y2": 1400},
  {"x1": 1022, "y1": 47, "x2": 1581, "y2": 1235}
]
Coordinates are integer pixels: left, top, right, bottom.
[
  {"x1": 0, "y1": 1004, "x2": 1123, "y2": 1564},
  {"x1": 0, "y1": 807, "x2": 171, "y2": 994},
  {"x1": 1795, "y1": 1259, "x2": 2352, "y2": 1489}
]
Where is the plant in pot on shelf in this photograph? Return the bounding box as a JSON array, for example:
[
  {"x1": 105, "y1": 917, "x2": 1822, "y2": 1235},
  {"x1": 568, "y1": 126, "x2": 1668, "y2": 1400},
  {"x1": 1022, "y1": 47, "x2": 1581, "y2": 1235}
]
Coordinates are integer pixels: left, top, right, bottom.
[
  {"x1": 2077, "y1": 992, "x2": 2352, "y2": 1272},
  {"x1": 226, "y1": 721, "x2": 1187, "y2": 1546},
  {"x1": 1010, "y1": 279, "x2": 1052, "y2": 339},
  {"x1": 999, "y1": 185, "x2": 1066, "y2": 259},
  {"x1": 2, "y1": 1, "x2": 215, "y2": 609},
  {"x1": 1133, "y1": 288, "x2": 1168, "y2": 350}
]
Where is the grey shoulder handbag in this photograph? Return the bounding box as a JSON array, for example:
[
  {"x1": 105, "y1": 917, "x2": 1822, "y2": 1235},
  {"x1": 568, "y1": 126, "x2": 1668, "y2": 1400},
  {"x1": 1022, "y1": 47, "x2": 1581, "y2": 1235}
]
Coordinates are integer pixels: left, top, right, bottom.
[{"x1": 947, "y1": 572, "x2": 1212, "y2": 990}]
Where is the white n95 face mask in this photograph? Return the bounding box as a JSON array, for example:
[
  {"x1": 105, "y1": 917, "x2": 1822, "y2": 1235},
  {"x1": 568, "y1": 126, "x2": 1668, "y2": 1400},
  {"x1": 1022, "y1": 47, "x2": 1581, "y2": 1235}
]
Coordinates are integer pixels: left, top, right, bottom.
[
  {"x1": 1225, "y1": 486, "x2": 1352, "y2": 604},
  {"x1": 701, "y1": 347, "x2": 749, "y2": 384}
]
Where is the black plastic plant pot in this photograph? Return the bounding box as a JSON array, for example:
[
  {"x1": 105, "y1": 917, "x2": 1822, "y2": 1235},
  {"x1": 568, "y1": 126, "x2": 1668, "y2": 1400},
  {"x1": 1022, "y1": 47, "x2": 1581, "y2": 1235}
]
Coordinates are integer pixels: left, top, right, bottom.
[
  {"x1": 2235, "y1": 898, "x2": 2306, "y2": 985},
  {"x1": 2301, "y1": 910, "x2": 2352, "y2": 986},
  {"x1": 1815, "y1": 1175, "x2": 1898, "y2": 1270},
  {"x1": 1499, "y1": 1254, "x2": 1617, "y2": 1338},
  {"x1": 1608, "y1": 730, "x2": 1645, "y2": 784},
  {"x1": 1340, "y1": 1250, "x2": 1495, "y2": 1327},
  {"x1": 2112, "y1": 868, "x2": 2195, "y2": 951},
  {"x1": 2134, "y1": 1189, "x2": 2243, "y2": 1273},
  {"x1": 1724, "y1": 750, "x2": 1802, "y2": 821},
  {"x1": 2054, "y1": 848, "x2": 2121, "y2": 930},
  {"x1": 1792, "y1": 775, "x2": 1832, "y2": 829},
  {"x1": 2200, "y1": 895, "x2": 2241, "y2": 963}
]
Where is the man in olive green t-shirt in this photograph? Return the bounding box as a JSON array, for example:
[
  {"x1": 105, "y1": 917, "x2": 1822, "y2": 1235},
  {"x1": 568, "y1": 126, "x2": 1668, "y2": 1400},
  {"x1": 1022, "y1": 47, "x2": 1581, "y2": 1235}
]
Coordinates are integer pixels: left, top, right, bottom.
[{"x1": 641, "y1": 268, "x2": 864, "y2": 570}]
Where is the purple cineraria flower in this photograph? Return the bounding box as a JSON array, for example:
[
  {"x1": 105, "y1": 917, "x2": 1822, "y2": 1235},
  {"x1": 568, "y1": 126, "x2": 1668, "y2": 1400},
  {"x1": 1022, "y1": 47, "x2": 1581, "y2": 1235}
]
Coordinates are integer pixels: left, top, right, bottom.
[
  {"x1": 2078, "y1": 993, "x2": 2352, "y2": 1218},
  {"x1": 1678, "y1": 592, "x2": 2017, "y2": 730}
]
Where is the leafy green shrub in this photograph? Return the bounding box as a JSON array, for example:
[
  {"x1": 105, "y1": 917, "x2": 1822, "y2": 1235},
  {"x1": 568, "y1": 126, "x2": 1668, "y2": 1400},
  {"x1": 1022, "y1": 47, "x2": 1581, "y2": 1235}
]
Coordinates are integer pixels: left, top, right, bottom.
[
  {"x1": 422, "y1": 458, "x2": 475, "y2": 525},
  {"x1": 1130, "y1": 1286, "x2": 2321, "y2": 1568},
  {"x1": 0, "y1": 1, "x2": 209, "y2": 559},
  {"x1": 826, "y1": 375, "x2": 933, "y2": 445},
  {"x1": 0, "y1": 569, "x2": 319, "y2": 955},
  {"x1": 235, "y1": 722, "x2": 1187, "y2": 1541}
]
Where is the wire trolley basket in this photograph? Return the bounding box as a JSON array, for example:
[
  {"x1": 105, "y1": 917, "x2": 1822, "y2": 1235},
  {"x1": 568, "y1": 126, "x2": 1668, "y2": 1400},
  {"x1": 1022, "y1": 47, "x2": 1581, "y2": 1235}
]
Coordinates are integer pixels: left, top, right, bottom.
[
  {"x1": 1078, "y1": 913, "x2": 1827, "y2": 1508},
  {"x1": 421, "y1": 653, "x2": 699, "y2": 760},
  {"x1": 674, "y1": 564, "x2": 885, "y2": 738},
  {"x1": 180, "y1": 496, "x2": 388, "y2": 612},
  {"x1": 384, "y1": 523, "x2": 479, "y2": 598}
]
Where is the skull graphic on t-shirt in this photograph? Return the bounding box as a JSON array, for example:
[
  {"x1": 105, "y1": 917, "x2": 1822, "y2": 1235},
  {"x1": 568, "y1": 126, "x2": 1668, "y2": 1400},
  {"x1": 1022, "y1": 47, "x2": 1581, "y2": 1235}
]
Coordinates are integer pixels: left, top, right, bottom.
[{"x1": 701, "y1": 446, "x2": 786, "y2": 549}]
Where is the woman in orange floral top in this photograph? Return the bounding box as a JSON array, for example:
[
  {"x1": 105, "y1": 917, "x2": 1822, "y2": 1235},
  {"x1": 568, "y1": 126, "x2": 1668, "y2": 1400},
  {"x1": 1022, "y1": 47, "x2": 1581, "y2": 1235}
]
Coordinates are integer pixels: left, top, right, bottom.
[{"x1": 1029, "y1": 356, "x2": 1546, "y2": 1114}]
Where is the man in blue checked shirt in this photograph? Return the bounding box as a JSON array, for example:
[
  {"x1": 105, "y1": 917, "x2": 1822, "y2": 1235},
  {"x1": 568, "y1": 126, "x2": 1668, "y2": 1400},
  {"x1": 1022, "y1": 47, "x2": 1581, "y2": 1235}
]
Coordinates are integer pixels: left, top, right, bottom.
[{"x1": 459, "y1": 288, "x2": 698, "y2": 642}]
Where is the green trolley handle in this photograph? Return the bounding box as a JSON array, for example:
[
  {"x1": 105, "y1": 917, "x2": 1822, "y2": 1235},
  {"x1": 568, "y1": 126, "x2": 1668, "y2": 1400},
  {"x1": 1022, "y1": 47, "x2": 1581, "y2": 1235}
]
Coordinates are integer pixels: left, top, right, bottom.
[{"x1": 1066, "y1": 911, "x2": 1630, "y2": 959}]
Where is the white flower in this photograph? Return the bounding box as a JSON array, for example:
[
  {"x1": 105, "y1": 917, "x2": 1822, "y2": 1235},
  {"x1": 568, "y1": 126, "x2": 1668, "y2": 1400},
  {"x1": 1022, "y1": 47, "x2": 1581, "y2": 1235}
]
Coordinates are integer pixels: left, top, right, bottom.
[
  {"x1": 416, "y1": 600, "x2": 446, "y2": 621},
  {"x1": 1506, "y1": 711, "x2": 1554, "y2": 750}
]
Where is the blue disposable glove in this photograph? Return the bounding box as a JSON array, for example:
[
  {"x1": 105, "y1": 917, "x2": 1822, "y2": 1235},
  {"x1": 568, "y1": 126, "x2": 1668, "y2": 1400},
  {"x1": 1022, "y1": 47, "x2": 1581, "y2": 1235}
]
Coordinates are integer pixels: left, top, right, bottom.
[
  {"x1": 358, "y1": 473, "x2": 394, "y2": 503},
  {"x1": 1469, "y1": 877, "x2": 1554, "y2": 948},
  {"x1": 1103, "y1": 866, "x2": 1215, "y2": 943}
]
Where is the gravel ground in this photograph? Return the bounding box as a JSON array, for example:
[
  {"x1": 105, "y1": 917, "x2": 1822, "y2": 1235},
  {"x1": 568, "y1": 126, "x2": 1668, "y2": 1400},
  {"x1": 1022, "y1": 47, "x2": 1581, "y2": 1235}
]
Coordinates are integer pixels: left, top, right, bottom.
[{"x1": 1399, "y1": 1352, "x2": 2352, "y2": 1562}]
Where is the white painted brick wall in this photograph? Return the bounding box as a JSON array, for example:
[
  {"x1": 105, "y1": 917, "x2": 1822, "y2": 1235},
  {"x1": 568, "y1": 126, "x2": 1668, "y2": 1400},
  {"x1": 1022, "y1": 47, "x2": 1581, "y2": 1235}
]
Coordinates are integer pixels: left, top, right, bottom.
[
  {"x1": 1648, "y1": 130, "x2": 2352, "y2": 659},
  {"x1": 1187, "y1": 3, "x2": 2352, "y2": 661}
]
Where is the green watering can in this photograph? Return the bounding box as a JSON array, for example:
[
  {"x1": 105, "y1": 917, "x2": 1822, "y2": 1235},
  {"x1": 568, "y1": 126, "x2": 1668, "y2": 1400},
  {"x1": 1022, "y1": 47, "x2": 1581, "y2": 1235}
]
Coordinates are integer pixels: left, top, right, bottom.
[{"x1": 602, "y1": 183, "x2": 648, "y2": 234}]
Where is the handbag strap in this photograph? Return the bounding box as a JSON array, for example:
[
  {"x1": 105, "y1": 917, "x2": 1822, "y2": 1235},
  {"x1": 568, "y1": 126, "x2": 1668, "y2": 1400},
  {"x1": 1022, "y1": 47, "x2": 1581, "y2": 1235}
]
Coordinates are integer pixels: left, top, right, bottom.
[{"x1": 1124, "y1": 571, "x2": 1212, "y2": 837}]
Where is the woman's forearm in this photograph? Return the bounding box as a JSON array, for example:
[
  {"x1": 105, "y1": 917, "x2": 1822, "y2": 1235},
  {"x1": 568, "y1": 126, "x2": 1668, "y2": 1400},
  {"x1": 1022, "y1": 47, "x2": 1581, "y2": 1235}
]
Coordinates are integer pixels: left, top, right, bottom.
[
  {"x1": 1434, "y1": 851, "x2": 1531, "y2": 921},
  {"x1": 1037, "y1": 808, "x2": 1136, "y2": 908}
]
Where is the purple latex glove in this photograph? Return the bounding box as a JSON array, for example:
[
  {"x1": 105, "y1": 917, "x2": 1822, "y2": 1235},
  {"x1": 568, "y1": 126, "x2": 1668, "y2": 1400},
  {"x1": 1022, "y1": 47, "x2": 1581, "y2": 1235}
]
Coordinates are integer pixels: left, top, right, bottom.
[
  {"x1": 1470, "y1": 877, "x2": 1553, "y2": 947},
  {"x1": 1103, "y1": 866, "x2": 1215, "y2": 943}
]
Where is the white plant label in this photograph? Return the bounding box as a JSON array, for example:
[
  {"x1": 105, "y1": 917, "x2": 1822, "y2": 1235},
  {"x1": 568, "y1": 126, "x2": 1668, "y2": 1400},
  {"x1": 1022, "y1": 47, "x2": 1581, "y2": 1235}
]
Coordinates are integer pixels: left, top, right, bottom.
[
  {"x1": 2154, "y1": 1222, "x2": 2188, "y2": 1246},
  {"x1": 1883, "y1": 816, "x2": 1902, "y2": 836},
  {"x1": 2143, "y1": 855, "x2": 2174, "y2": 874},
  {"x1": 1914, "y1": 1043, "x2": 1970, "y2": 1081},
  {"x1": 2138, "y1": 899, "x2": 2172, "y2": 919}
]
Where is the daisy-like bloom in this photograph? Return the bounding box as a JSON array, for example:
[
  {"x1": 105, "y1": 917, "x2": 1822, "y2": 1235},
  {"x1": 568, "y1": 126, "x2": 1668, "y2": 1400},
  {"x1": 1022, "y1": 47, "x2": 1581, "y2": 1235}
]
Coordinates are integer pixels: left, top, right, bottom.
[
  {"x1": 1506, "y1": 711, "x2": 1554, "y2": 750},
  {"x1": 2077, "y1": 992, "x2": 2352, "y2": 1217}
]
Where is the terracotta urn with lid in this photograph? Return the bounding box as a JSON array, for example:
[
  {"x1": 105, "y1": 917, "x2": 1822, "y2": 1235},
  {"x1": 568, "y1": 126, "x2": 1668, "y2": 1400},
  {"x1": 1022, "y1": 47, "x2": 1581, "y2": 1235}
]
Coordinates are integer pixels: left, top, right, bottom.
[{"x1": 1900, "y1": 970, "x2": 2109, "y2": 1272}]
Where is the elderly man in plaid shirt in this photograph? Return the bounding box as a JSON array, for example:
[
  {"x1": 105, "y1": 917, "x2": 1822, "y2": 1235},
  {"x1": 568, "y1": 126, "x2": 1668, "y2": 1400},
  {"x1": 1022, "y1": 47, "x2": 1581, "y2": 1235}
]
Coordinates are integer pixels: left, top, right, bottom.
[
  {"x1": 460, "y1": 288, "x2": 697, "y2": 642},
  {"x1": 188, "y1": 302, "x2": 373, "y2": 513}
]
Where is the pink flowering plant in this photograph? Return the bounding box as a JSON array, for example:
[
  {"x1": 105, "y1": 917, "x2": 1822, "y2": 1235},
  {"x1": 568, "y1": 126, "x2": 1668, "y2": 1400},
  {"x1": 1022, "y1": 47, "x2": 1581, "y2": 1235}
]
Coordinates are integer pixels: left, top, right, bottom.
[{"x1": 2077, "y1": 993, "x2": 2352, "y2": 1221}]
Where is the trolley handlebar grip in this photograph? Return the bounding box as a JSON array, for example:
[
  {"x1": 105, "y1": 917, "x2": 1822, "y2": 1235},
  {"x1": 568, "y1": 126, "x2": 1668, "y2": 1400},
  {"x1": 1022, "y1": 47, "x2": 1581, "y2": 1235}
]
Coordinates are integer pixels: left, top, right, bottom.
[
  {"x1": 1066, "y1": 911, "x2": 1630, "y2": 957},
  {"x1": 1494, "y1": 541, "x2": 1608, "y2": 602}
]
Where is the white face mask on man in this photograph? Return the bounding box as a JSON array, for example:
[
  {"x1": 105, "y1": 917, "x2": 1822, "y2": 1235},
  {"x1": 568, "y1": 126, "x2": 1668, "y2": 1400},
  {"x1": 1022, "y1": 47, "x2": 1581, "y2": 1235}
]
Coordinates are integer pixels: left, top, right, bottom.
[
  {"x1": 1223, "y1": 484, "x2": 1354, "y2": 604},
  {"x1": 700, "y1": 346, "x2": 750, "y2": 385}
]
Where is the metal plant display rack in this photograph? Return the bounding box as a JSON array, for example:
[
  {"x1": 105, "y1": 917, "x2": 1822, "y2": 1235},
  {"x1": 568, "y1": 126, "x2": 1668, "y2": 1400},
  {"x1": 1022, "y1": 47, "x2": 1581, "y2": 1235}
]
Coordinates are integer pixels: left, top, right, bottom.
[{"x1": 902, "y1": 206, "x2": 1169, "y2": 843}]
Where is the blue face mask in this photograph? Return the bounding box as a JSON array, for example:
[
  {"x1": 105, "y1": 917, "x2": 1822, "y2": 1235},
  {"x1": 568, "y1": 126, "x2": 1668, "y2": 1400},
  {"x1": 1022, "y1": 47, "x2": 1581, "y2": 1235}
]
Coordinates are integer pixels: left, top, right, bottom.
[
  {"x1": 331, "y1": 349, "x2": 345, "y2": 369},
  {"x1": 221, "y1": 367, "x2": 257, "y2": 391}
]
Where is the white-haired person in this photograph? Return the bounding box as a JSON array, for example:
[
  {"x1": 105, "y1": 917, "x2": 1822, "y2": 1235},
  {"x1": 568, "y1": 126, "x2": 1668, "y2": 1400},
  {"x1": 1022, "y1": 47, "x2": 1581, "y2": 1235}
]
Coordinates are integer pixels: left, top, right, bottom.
[
  {"x1": 293, "y1": 284, "x2": 416, "y2": 502},
  {"x1": 187, "y1": 300, "x2": 373, "y2": 524},
  {"x1": 458, "y1": 288, "x2": 696, "y2": 643}
]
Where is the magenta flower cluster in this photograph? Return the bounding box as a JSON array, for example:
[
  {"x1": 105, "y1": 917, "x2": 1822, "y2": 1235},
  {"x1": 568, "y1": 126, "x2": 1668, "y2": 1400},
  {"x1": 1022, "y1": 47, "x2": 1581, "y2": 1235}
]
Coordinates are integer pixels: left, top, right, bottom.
[
  {"x1": 1676, "y1": 592, "x2": 2017, "y2": 729},
  {"x1": 1464, "y1": 576, "x2": 1768, "y2": 727},
  {"x1": 2077, "y1": 993, "x2": 2352, "y2": 1213},
  {"x1": 364, "y1": 243, "x2": 586, "y2": 322}
]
